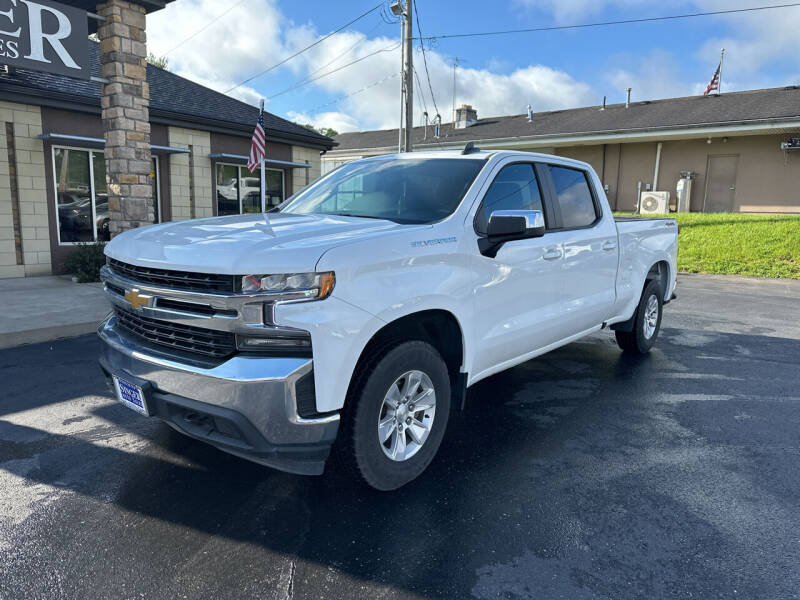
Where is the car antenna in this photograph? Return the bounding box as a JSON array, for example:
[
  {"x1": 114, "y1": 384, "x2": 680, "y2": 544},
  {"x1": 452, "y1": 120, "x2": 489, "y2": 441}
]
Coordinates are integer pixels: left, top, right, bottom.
[{"x1": 462, "y1": 141, "x2": 480, "y2": 155}]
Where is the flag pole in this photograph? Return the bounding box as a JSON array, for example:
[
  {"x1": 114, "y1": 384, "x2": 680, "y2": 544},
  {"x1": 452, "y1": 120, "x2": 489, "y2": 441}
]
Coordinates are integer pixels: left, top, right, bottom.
[
  {"x1": 259, "y1": 99, "x2": 266, "y2": 213},
  {"x1": 718, "y1": 48, "x2": 725, "y2": 95}
]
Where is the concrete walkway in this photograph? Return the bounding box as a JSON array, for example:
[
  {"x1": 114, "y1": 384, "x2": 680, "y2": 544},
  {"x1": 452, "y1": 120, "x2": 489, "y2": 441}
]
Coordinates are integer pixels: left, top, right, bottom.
[{"x1": 0, "y1": 276, "x2": 109, "y2": 349}]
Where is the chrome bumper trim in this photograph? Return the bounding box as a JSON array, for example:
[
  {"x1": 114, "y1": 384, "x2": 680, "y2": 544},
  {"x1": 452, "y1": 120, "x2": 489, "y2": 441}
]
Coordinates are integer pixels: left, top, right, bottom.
[{"x1": 98, "y1": 317, "x2": 339, "y2": 446}]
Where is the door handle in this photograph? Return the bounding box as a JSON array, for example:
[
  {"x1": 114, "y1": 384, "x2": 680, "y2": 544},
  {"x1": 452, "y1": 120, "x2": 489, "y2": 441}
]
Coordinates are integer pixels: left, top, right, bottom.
[
  {"x1": 602, "y1": 240, "x2": 617, "y2": 251},
  {"x1": 543, "y1": 247, "x2": 562, "y2": 260}
]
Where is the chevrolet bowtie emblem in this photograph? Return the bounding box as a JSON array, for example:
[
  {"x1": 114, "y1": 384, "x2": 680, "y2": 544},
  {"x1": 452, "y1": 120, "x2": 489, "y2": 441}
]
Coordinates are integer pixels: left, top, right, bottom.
[{"x1": 124, "y1": 288, "x2": 152, "y2": 311}]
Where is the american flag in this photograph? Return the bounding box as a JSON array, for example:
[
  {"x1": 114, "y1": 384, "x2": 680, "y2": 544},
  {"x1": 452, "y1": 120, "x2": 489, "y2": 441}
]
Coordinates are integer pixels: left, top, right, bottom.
[
  {"x1": 704, "y1": 63, "x2": 721, "y2": 96},
  {"x1": 247, "y1": 111, "x2": 266, "y2": 172}
]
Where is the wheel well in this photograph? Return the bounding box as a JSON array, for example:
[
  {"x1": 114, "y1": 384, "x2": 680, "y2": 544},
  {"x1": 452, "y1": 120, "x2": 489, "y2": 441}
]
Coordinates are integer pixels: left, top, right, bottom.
[
  {"x1": 646, "y1": 260, "x2": 670, "y2": 299},
  {"x1": 349, "y1": 309, "x2": 465, "y2": 397}
]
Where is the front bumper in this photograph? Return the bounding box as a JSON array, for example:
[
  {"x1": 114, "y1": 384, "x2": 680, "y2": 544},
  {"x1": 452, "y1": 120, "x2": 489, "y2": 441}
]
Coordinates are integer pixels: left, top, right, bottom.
[{"x1": 97, "y1": 316, "x2": 339, "y2": 475}]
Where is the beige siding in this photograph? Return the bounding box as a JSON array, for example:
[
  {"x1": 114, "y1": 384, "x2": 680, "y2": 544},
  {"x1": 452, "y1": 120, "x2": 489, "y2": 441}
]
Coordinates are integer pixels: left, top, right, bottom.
[
  {"x1": 0, "y1": 102, "x2": 49, "y2": 278},
  {"x1": 657, "y1": 133, "x2": 800, "y2": 213},
  {"x1": 290, "y1": 145, "x2": 322, "y2": 195},
  {"x1": 167, "y1": 127, "x2": 212, "y2": 220}
]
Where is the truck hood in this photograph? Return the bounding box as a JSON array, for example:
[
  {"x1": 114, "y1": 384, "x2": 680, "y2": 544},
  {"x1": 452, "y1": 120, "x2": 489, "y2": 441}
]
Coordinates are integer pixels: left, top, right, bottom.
[{"x1": 105, "y1": 213, "x2": 423, "y2": 274}]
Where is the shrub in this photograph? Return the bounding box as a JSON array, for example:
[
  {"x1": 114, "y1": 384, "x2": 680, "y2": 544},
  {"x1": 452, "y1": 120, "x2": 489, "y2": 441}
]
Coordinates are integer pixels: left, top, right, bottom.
[{"x1": 65, "y1": 241, "x2": 106, "y2": 283}]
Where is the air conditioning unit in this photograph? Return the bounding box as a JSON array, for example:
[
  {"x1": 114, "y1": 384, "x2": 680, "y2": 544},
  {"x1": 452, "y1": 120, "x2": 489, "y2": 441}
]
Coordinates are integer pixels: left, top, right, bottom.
[{"x1": 639, "y1": 191, "x2": 670, "y2": 215}]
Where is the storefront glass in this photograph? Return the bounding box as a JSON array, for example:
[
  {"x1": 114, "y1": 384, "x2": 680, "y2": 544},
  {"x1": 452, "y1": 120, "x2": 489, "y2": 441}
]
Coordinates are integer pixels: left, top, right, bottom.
[
  {"x1": 216, "y1": 163, "x2": 284, "y2": 215},
  {"x1": 54, "y1": 147, "x2": 94, "y2": 243}
]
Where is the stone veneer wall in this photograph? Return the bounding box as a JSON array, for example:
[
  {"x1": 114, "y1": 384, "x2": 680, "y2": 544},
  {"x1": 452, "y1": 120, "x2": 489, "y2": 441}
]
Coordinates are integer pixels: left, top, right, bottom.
[
  {"x1": 97, "y1": 0, "x2": 153, "y2": 234},
  {"x1": 0, "y1": 102, "x2": 49, "y2": 278},
  {"x1": 167, "y1": 127, "x2": 212, "y2": 220},
  {"x1": 290, "y1": 145, "x2": 322, "y2": 195}
]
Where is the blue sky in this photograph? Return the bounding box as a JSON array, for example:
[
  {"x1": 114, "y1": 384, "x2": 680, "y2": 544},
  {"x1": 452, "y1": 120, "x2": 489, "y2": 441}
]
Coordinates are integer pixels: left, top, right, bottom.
[{"x1": 147, "y1": 1, "x2": 800, "y2": 132}]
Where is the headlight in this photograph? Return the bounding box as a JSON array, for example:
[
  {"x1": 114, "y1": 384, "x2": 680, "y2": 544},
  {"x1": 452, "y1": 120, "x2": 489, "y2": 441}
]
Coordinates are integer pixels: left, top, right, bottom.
[{"x1": 240, "y1": 271, "x2": 335, "y2": 301}]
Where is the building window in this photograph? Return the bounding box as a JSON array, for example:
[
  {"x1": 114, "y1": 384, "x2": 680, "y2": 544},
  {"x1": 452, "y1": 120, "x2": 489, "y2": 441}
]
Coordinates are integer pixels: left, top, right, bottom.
[
  {"x1": 53, "y1": 147, "x2": 110, "y2": 244},
  {"x1": 216, "y1": 163, "x2": 284, "y2": 215},
  {"x1": 54, "y1": 147, "x2": 161, "y2": 244},
  {"x1": 150, "y1": 157, "x2": 160, "y2": 223}
]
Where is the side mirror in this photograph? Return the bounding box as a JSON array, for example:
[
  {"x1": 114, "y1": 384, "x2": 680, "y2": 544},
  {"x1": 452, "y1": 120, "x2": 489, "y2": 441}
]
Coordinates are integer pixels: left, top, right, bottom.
[{"x1": 480, "y1": 210, "x2": 545, "y2": 257}]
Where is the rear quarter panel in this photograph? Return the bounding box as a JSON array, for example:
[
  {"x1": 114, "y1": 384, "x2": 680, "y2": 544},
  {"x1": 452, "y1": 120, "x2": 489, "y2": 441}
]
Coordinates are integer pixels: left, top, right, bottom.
[{"x1": 609, "y1": 218, "x2": 678, "y2": 324}]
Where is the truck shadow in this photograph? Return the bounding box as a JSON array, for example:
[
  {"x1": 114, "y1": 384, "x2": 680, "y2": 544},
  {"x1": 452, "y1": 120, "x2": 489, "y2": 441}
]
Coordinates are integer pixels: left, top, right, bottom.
[{"x1": 2, "y1": 327, "x2": 799, "y2": 598}]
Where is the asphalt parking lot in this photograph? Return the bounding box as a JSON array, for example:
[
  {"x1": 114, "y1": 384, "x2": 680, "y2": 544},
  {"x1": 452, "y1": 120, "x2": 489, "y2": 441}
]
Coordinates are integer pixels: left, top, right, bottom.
[{"x1": 2, "y1": 274, "x2": 799, "y2": 600}]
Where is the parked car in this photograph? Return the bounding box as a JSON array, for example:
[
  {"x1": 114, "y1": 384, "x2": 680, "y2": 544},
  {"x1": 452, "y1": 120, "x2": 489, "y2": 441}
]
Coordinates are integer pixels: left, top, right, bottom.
[{"x1": 97, "y1": 149, "x2": 678, "y2": 490}]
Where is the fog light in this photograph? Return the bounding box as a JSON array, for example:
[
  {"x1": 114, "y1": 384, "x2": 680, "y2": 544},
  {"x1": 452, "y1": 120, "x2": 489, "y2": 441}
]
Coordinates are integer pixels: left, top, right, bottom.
[{"x1": 236, "y1": 329, "x2": 312, "y2": 352}]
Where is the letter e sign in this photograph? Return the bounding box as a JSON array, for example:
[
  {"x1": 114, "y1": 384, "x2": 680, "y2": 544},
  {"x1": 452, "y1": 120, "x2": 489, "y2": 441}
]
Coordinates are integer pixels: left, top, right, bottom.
[{"x1": 0, "y1": 0, "x2": 89, "y2": 79}]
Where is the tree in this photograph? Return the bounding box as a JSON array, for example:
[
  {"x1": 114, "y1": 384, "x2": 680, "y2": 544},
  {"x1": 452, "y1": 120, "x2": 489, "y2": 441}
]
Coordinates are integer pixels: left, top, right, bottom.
[
  {"x1": 147, "y1": 53, "x2": 169, "y2": 70},
  {"x1": 300, "y1": 123, "x2": 338, "y2": 138}
]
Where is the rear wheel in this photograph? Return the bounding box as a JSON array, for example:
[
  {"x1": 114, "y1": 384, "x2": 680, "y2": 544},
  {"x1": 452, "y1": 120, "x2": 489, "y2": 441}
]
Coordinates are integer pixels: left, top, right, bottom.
[
  {"x1": 334, "y1": 340, "x2": 451, "y2": 491},
  {"x1": 615, "y1": 279, "x2": 663, "y2": 354}
]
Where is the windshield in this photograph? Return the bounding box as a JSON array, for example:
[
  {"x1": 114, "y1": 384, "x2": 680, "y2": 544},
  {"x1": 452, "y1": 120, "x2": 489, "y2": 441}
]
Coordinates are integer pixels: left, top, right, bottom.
[{"x1": 278, "y1": 157, "x2": 486, "y2": 224}]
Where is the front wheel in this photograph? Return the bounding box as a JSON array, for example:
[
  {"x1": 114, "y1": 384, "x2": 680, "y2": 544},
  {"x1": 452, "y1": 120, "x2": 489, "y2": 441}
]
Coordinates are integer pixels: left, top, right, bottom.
[
  {"x1": 615, "y1": 279, "x2": 663, "y2": 354},
  {"x1": 334, "y1": 341, "x2": 451, "y2": 491}
]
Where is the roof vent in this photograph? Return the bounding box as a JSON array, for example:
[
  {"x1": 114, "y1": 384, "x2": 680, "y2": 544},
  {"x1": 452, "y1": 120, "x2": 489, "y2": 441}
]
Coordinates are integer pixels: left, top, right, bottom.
[
  {"x1": 601, "y1": 96, "x2": 606, "y2": 111},
  {"x1": 527, "y1": 104, "x2": 533, "y2": 121},
  {"x1": 455, "y1": 104, "x2": 478, "y2": 128},
  {"x1": 626, "y1": 88, "x2": 632, "y2": 108}
]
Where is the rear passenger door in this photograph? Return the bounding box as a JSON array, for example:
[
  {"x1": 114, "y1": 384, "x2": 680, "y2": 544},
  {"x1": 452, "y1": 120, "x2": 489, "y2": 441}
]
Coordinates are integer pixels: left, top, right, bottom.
[{"x1": 539, "y1": 163, "x2": 618, "y2": 335}]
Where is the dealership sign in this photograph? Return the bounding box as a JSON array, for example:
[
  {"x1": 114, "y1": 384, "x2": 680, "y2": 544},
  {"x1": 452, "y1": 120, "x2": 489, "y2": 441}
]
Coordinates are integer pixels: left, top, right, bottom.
[{"x1": 0, "y1": 0, "x2": 89, "y2": 79}]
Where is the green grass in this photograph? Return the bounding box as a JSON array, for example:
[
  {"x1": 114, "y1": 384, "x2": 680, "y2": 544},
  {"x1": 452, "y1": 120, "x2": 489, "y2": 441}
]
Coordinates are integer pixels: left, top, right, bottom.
[{"x1": 616, "y1": 213, "x2": 800, "y2": 279}]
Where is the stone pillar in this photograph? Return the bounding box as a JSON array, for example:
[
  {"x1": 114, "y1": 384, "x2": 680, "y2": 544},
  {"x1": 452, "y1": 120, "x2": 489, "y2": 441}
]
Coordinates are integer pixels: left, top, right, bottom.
[{"x1": 97, "y1": 0, "x2": 152, "y2": 235}]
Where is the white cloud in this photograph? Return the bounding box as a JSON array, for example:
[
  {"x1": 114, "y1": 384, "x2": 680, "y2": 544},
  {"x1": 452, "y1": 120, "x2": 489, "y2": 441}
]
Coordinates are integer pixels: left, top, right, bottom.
[
  {"x1": 147, "y1": 0, "x2": 599, "y2": 132},
  {"x1": 286, "y1": 110, "x2": 361, "y2": 134},
  {"x1": 147, "y1": 0, "x2": 288, "y2": 106},
  {"x1": 520, "y1": 0, "x2": 800, "y2": 92}
]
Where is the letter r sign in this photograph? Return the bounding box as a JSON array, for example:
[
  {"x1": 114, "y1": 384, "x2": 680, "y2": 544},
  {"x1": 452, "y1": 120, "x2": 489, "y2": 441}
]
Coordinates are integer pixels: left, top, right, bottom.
[{"x1": 0, "y1": 0, "x2": 88, "y2": 79}]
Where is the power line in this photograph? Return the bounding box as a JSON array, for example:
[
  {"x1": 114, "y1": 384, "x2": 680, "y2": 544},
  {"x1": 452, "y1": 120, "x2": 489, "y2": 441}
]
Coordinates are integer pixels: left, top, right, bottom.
[
  {"x1": 266, "y1": 42, "x2": 400, "y2": 100},
  {"x1": 412, "y1": 1, "x2": 441, "y2": 119},
  {"x1": 301, "y1": 72, "x2": 401, "y2": 114},
  {"x1": 274, "y1": 17, "x2": 385, "y2": 98},
  {"x1": 162, "y1": 0, "x2": 251, "y2": 56},
  {"x1": 413, "y1": 67, "x2": 429, "y2": 121},
  {"x1": 418, "y1": 3, "x2": 800, "y2": 41},
  {"x1": 226, "y1": 1, "x2": 385, "y2": 93}
]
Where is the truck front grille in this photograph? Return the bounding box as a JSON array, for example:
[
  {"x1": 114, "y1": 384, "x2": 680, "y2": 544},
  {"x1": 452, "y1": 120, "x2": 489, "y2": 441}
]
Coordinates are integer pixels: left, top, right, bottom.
[
  {"x1": 113, "y1": 306, "x2": 236, "y2": 359},
  {"x1": 108, "y1": 259, "x2": 237, "y2": 293}
]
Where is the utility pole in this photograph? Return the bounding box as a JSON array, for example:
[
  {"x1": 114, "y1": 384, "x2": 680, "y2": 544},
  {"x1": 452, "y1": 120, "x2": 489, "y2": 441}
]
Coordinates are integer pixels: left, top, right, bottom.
[
  {"x1": 397, "y1": 16, "x2": 404, "y2": 153},
  {"x1": 451, "y1": 57, "x2": 459, "y2": 123},
  {"x1": 402, "y1": 0, "x2": 413, "y2": 152}
]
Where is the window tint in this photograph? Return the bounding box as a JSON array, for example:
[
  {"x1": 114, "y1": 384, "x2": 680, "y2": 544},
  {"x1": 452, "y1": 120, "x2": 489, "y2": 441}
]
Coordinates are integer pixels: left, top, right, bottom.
[
  {"x1": 548, "y1": 166, "x2": 598, "y2": 228},
  {"x1": 475, "y1": 163, "x2": 543, "y2": 233}
]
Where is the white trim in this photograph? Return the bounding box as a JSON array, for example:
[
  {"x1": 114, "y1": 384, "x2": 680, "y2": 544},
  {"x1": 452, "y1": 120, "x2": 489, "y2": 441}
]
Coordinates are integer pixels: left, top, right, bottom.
[
  {"x1": 325, "y1": 118, "x2": 800, "y2": 157},
  {"x1": 88, "y1": 150, "x2": 98, "y2": 241}
]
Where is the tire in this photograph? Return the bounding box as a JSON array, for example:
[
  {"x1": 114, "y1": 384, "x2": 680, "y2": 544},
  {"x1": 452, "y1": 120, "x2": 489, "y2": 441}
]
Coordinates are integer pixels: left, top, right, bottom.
[
  {"x1": 334, "y1": 340, "x2": 451, "y2": 491},
  {"x1": 615, "y1": 279, "x2": 663, "y2": 354}
]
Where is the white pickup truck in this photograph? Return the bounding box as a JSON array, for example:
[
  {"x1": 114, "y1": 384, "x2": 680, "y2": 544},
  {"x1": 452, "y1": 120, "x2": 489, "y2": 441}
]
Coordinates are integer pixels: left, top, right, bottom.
[{"x1": 98, "y1": 148, "x2": 678, "y2": 490}]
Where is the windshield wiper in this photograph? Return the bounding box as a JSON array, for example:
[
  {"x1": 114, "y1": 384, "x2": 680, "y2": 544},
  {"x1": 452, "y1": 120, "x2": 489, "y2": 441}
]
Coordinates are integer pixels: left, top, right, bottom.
[{"x1": 331, "y1": 213, "x2": 389, "y2": 220}]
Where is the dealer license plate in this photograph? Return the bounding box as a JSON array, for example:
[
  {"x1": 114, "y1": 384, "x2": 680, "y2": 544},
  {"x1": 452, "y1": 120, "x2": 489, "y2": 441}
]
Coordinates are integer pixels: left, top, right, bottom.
[{"x1": 112, "y1": 376, "x2": 149, "y2": 416}]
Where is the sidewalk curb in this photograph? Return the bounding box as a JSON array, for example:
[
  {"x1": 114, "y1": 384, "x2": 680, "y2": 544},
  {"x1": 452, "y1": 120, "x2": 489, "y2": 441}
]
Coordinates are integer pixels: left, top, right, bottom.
[{"x1": 0, "y1": 321, "x2": 100, "y2": 350}]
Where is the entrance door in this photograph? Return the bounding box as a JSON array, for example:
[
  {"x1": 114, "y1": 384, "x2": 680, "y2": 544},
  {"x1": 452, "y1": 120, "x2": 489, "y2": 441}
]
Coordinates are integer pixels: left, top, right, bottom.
[{"x1": 704, "y1": 155, "x2": 738, "y2": 212}]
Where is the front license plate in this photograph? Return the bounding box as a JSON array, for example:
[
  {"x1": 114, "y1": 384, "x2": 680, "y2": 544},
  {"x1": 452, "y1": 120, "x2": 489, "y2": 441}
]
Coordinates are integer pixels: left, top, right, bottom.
[{"x1": 113, "y1": 376, "x2": 149, "y2": 416}]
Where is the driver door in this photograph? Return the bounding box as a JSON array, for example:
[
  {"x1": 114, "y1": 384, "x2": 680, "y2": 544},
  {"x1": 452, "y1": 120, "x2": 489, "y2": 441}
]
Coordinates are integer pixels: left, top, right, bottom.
[{"x1": 470, "y1": 162, "x2": 568, "y2": 378}]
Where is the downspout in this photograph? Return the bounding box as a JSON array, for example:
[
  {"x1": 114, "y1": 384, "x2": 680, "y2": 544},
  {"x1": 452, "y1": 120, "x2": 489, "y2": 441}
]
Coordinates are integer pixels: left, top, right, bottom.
[{"x1": 653, "y1": 141, "x2": 663, "y2": 190}]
